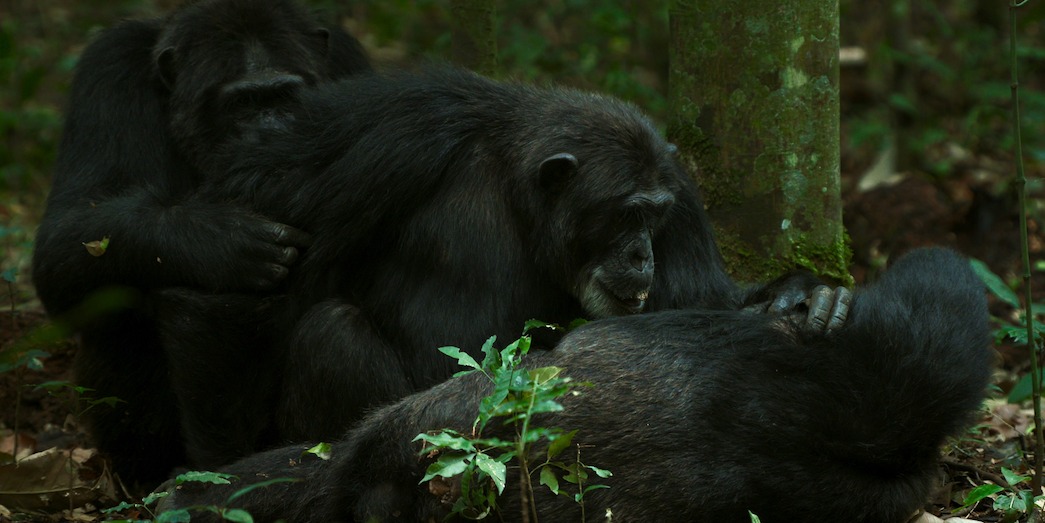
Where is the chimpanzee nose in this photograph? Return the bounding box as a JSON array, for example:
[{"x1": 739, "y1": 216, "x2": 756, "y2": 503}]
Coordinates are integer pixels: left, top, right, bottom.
[{"x1": 630, "y1": 248, "x2": 651, "y2": 272}]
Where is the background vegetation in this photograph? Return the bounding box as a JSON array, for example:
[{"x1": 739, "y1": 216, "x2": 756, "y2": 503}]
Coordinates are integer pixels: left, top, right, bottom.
[
  {"x1": 2, "y1": 0, "x2": 1045, "y2": 520},
  {"x1": 2, "y1": 0, "x2": 1044, "y2": 304}
]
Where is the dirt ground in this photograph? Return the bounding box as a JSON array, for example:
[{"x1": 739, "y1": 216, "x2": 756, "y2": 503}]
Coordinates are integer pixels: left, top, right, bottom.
[{"x1": 1, "y1": 155, "x2": 1043, "y2": 521}]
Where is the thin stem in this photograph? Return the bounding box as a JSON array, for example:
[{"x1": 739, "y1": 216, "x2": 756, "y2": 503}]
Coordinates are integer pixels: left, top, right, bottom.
[
  {"x1": 576, "y1": 445, "x2": 586, "y2": 521},
  {"x1": 514, "y1": 380, "x2": 539, "y2": 523},
  {"x1": 1009, "y1": 0, "x2": 1042, "y2": 509}
]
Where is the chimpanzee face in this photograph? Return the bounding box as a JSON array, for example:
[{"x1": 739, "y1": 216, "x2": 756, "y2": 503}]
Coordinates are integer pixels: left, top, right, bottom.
[
  {"x1": 535, "y1": 132, "x2": 682, "y2": 319},
  {"x1": 154, "y1": 0, "x2": 333, "y2": 169},
  {"x1": 574, "y1": 187, "x2": 676, "y2": 318}
]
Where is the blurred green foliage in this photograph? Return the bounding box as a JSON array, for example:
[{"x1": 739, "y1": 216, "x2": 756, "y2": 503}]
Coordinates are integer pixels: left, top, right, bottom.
[
  {"x1": 841, "y1": 0, "x2": 1045, "y2": 176},
  {"x1": 1, "y1": 0, "x2": 1043, "y2": 272},
  {"x1": 3, "y1": 0, "x2": 1042, "y2": 196}
]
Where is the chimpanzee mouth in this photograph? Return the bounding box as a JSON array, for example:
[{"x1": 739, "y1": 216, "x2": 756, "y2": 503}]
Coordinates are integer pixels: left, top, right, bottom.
[
  {"x1": 614, "y1": 289, "x2": 650, "y2": 314},
  {"x1": 579, "y1": 271, "x2": 653, "y2": 318}
]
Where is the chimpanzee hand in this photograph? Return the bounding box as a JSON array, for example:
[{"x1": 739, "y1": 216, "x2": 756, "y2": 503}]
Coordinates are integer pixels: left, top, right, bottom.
[
  {"x1": 742, "y1": 271, "x2": 852, "y2": 334},
  {"x1": 179, "y1": 205, "x2": 312, "y2": 292},
  {"x1": 801, "y1": 285, "x2": 851, "y2": 334}
]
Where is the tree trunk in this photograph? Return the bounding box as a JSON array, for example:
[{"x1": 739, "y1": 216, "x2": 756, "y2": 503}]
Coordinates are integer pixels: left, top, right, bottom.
[
  {"x1": 450, "y1": 0, "x2": 497, "y2": 76},
  {"x1": 668, "y1": 1, "x2": 851, "y2": 284}
]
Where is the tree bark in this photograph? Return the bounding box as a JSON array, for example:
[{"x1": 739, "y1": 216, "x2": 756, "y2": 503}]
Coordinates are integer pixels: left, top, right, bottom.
[{"x1": 668, "y1": 1, "x2": 851, "y2": 284}]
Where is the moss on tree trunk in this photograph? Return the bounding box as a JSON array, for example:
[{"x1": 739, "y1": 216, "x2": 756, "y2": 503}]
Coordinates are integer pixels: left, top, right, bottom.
[
  {"x1": 450, "y1": 0, "x2": 497, "y2": 76},
  {"x1": 668, "y1": 1, "x2": 851, "y2": 285}
]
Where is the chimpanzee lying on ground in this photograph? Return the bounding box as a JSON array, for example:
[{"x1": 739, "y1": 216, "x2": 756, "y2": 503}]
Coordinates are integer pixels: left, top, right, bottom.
[
  {"x1": 30, "y1": 0, "x2": 370, "y2": 484},
  {"x1": 155, "y1": 65, "x2": 847, "y2": 468},
  {"x1": 157, "y1": 247, "x2": 991, "y2": 523}
]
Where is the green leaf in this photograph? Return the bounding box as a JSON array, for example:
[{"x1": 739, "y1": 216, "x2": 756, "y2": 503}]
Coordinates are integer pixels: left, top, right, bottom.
[
  {"x1": 1008, "y1": 371, "x2": 1045, "y2": 403},
  {"x1": 749, "y1": 511, "x2": 762, "y2": 523},
  {"x1": 561, "y1": 463, "x2": 589, "y2": 484},
  {"x1": 227, "y1": 477, "x2": 300, "y2": 503},
  {"x1": 529, "y1": 366, "x2": 563, "y2": 385},
  {"x1": 962, "y1": 483, "x2": 1004, "y2": 507},
  {"x1": 583, "y1": 484, "x2": 610, "y2": 493},
  {"x1": 86, "y1": 396, "x2": 125, "y2": 409},
  {"x1": 970, "y1": 258, "x2": 1020, "y2": 308},
  {"x1": 1002, "y1": 467, "x2": 1030, "y2": 487},
  {"x1": 156, "y1": 508, "x2": 193, "y2": 523},
  {"x1": 516, "y1": 335, "x2": 532, "y2": 358},
  {"x1": 32, "y1": 380, "x2": 74, "y2": 393},
  {"x1": 175, "y1": 470, "x2": 236, "y2": 485},
  {"x1": 221, "y1": 508, "x2": 254, "y2": 523},
  {"x1": 528, "y1": 398, "x2": 566, "y2": 415},
  {"x1": 587, "y1": 465, "x2": 612, "y2": 478},
  {"x1": 101, "y1": 501, "x2": 142, "y2": 514},
  {"x1": 438, "y1": 345, "x2": 482, "y2": 372},
  {"x1": 540, "y1": 466, "x2": 561, "y2": 495},
  {"x1": 501, "y1": 336, "x2": 526, "y2": 366},
  {"x1": 547, "y1": 429, "x2": 577, "y2": 460},
  {"x1": 421, "y1": 453, "x2": 472, "y2": 482},
  {"x1": 415, "y1": 431, "x2": 475, "y2": 452},
  {"x1": 479, "y1": 336, "x2": 500, "y2": 370},
  {"x1": 996, "y1": 321, "x2": 1045, "y2": 347},
  {"x1": 304, "y1": 442, "x2": 332, "y2": 460},
  {"x1": 523, "y1": 319, "x2": 561, "y2": 333},
  {"x1": 1, "y1": 267, "x2": 16, "y2": 283},
  {"x1": 887, "y1": 93, "x2": 917, "y2": 114},
  {"x1": 994, "y1": 491, "x2": 1030, "y2": 512},
  {"x1": 474, "y1": 452, "x2": 507, "y2": 493},
  {"x1": 142, "y1": 490, "x2": 170, "y2": 505},
  {"x1": 477, "y1": 370, "x2": 513, "y2": 431},
  {"x1": 566, "y1": 318, "x2": 589, "y2": 330}
]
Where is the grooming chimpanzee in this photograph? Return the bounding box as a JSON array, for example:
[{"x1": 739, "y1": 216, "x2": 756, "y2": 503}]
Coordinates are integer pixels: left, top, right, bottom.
[
  {"x1": 31, "y1": 0, "x2": 371, "y2": 485},
  {"x1": 155, "y1": 65, "x2": 850, "y2": 468},
  {"x1": 158, "y1": 247, "x2": 991, "y2": 523}
]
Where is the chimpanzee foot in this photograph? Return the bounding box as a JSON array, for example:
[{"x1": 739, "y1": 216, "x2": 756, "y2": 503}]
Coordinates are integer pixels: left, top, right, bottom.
[{"x1": 804, "y1": 285, "x2": 852, "y2": 334}]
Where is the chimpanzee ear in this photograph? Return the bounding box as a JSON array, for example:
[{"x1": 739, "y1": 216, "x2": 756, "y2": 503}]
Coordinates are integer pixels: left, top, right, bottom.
[
  {"x1": 538, "y1": 153, "x2": 578, "y2": 193},
  {"x1": 156, "y1": 47, "x2": 177, "y2": 90},
  {"x1": 311, "y1": 28, "x2": 331, "y2": 56}
]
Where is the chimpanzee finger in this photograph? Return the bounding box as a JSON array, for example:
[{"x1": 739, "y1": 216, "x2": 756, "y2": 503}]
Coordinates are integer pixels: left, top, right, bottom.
[
  {"x1": 266, "y1": 222, "x2": 313, "y2": 249},
  {"x1": 804, "y1": 285, "x2": 834, "y2": 332},
  {"x1": 255, "y1": 262, "x2": 290, "y2": 289},
  {"x1": 276, "y1": 246, "x2": 299, "y2": 266},
  {"x1": 767, "y1": 287, "x2": 809, "y2": 314},
  {"x1": 825, "y1": 287, "x2": 852, "y2": 333}
]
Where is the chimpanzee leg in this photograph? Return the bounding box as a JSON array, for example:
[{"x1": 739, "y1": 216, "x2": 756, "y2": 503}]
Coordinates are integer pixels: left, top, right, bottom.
[
  {"x1": 277, "y1": 300, "x2": 414, "y2": 441},
  {"x1": 154, "y1": 289, "x2": 284, "y2": 468}
]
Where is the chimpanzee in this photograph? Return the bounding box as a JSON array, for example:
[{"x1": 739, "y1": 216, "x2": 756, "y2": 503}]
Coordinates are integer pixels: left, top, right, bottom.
[
  {"x1": 31, "y1": 0, "x2": 371, "y2": 485},
  {"x1": 155, "y1": 65, "x2": 850, "y2": 468},
  {"x1": 157, "y1": 247, "x2": 991, "y2": 523}
]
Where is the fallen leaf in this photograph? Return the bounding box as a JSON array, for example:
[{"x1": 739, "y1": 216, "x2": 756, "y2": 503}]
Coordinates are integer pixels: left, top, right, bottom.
[
  {"x1": 0, "y1": 447, "x2": 117, "y2": 512},
  {"x1": 82, "y1": 236, "x2": 110, "y2": 257}
]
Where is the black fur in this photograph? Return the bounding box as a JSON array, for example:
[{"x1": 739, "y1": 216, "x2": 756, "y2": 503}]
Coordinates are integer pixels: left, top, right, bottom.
[
  {"x1": 158, "y1": 66, "x2": 776, "y2": 465},
  {"x1": 160, "y1": 247, "x2": 992, "y2": 522},
  {"x1": 31, "y1": 0, "x2": 370, "y2": 485}
]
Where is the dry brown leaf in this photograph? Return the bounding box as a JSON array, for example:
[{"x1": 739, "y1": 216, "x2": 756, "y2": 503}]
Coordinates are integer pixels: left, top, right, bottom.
[
  {"x1": 0, "y1": 447, "x2": 117, "y2": 512},
  {"x1": 987, "y1": 400, "x2": 1032, "y2": 441},
  {"x1": 82, "y1": 236, "x2": 110, "y2": 257},
  {"x1": 0, "y1": 432, "x2": 36, "y2": 462}
]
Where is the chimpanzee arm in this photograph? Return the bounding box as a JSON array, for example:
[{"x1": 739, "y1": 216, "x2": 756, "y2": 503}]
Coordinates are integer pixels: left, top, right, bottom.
[{"x1": 32, "y1": 19, "x2": 309, "y2": 313}]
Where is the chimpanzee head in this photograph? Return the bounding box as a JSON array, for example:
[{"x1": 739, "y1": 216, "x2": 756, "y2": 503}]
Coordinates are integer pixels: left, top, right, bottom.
[
  {"x1": 154, "y1": 0, "x2": 366, "y2": 170},
  {"x1": 523, "y1": 92, "x2": 685, "y2": 319}
]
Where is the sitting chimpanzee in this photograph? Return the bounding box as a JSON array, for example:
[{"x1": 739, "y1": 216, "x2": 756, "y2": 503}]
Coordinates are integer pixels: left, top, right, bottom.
[
  {"x1": 30, "y1": 0, "x2": 371, "y2": 485},
  {"x1": 154, "y1": 65, "x2": 850, "y2": 469},
  {"x1": 158, "y1": 247, "x2": 991, "y2": 523}
]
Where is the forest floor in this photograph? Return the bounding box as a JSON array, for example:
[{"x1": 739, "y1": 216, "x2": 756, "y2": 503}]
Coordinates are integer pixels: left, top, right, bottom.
[{"x1": 0, "y1": 150, "x2": 1043, "y2": 522}]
